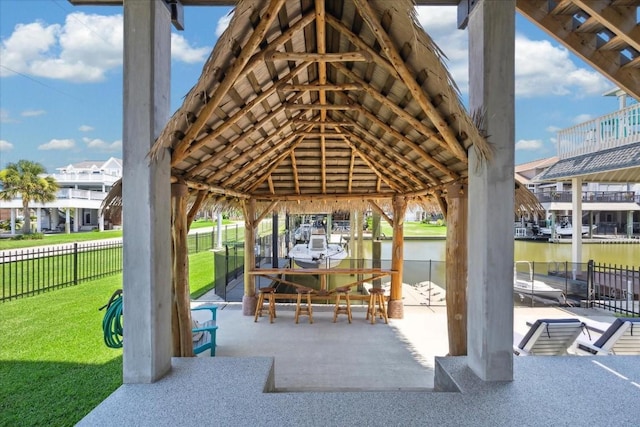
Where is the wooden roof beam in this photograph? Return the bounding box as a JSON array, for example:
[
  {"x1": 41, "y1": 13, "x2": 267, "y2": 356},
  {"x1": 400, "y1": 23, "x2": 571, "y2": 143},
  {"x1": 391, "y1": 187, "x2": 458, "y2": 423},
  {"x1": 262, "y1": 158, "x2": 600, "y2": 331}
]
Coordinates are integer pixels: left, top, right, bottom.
[
  {"x1": 169, "y1": 176, "x2": 249, "y2": 199},
  {"x1": 571, "y1": 0, "x2": 640, "y2": 52},
  {"x1": 338, "y1": 136, "x2": 406, "y2": 192},
  {"x1": 173, "y1": 62, "x2": 309, "y2": 165},
  {"x1": 183, "y1": 101, "x2": 304, "y2": 178},
  {"x1": 266, "y1": 51, "x2": 371, "y2": 62},
  {"x1": 368, "y1": 200, "x2": 393, "y2": 226},
  {"x1": 216, "y1": 125, "x2": 311, "y2": 185},
  {"x1": 331, "y1": 62, "x2": 454, "y2": 156},
  {"x1": 279, "y1": 83, "x2": 362, "y2": 92},
  {"x1": 325, "y1": 14, "x2": 401, "y2": 81},
  {"x1": 245, "y1": 135, "x2": 308, "y2": 193},
  {"x1": 172, "y1": 0, "x2": 287, "y2": 157},
  {"x1": 291, "y1": 151, "x2": 300, "y2": 195},
  {"x1": 340, "y1": 106, "x2": 458, "y2": 180},
  {"x1": 348, "y1": 148, "x2": 356, "y2": 193},
  {"x1": 353, "y1": 0, "x2": 468, "y2": 162},
  {"x1": 339, "y1": 127, "x2": 434, "y2": 188},
  {"x1": 252, "y1": 192, "x2": 397, "y2": 202}
]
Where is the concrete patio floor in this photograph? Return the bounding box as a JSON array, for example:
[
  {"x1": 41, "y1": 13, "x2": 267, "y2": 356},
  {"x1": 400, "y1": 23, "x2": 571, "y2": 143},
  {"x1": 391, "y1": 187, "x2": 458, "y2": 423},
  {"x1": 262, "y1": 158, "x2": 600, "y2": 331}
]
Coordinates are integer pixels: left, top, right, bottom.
[{"x1": 79, "y1": 301, "x2": 640, "y2": 426}]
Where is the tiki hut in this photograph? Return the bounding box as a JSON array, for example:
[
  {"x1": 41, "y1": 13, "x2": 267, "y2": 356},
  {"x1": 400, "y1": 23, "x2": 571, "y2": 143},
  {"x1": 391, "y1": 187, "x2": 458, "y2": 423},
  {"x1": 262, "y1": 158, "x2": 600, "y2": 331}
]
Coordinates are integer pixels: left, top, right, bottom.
[{"x1": 102, "y1": 0, "x2": 541, "y2": 359}]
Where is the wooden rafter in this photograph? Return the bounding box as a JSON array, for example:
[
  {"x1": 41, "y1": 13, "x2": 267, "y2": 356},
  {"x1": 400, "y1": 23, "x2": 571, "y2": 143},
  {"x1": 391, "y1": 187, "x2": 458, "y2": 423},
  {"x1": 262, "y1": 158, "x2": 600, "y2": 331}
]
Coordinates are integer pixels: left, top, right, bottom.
[
  {"x1": 291, "y1": 151, "x2": 300, "y2": 194},
  {"x1": 368, "y1": 200, "x2": 393, "y2": 226},
  {"x1": 348, "y1": 148, "x2": 356, "y2": 193},
  {"x1": 174, "y1": 63, "x2": 309, "y2": 166},
  {"x1": 171, "y1": 0, "x2": 287, "y2": 160},
  {"x1": 338, "y1": 135, "x2": 405, "y2": 192},
  {"x1": 186, "y1": 190, "x2": 207, "y2": 228},
  {"x1": 266, "y1": 51, "x2": 371, "y2": 62},
  {"x1": 353, "y1": 0, "x2": 468, "y2": 162},
  {"x1": 331, "y1": 62, "x2": 453, "y2": 155},
  {"x1": 339, "y1": 127, "x2": 435, "y2": 187}
]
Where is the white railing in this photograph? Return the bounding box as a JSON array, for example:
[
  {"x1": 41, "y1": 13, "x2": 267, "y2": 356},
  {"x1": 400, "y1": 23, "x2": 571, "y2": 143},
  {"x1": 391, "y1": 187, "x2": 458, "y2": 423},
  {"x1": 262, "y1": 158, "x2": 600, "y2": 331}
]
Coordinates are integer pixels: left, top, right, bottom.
[
  {"x1": 557, "y1": 103, "x2": 640, "y2": 159},
  {"x1": 48, "y1": 173, "x2": 120, "y2": 184},
  {"x1": 56, "y1": 189, "x2": 107, "y2": 201}
]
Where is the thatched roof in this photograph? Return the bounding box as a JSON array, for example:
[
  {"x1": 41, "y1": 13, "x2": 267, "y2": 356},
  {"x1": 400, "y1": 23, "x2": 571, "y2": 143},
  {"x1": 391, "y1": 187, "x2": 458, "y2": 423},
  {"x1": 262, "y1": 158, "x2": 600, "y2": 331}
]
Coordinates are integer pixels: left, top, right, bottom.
[{"x1": 144, "y1": 0, "x2": 499, "y2": 214}]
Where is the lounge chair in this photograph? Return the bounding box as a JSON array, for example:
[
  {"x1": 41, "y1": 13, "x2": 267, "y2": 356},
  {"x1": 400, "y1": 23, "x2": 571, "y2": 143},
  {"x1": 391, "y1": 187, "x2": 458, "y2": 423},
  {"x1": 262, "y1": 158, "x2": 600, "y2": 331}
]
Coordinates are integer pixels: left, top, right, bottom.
[
  {"x1": 577, "y1": 317, "x2": 640, "y2": 355},
  {"x1": 514, "y1": 318, "x2": 587, "y2": 356}
]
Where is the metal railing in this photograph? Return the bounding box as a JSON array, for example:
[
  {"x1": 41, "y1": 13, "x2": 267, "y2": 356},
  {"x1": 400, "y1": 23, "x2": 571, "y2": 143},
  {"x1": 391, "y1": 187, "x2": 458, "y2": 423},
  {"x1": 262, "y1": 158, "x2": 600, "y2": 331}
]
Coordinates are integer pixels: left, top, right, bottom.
[
  {"x1": 587, "y1": 260, "x2": 640, "y2": 316},
  {"x1": 1, "y1": 241, "x2": 123, "y2": 302},
  {"x1": 535, "y1": 190, "x2": 639, "y2": 204}
]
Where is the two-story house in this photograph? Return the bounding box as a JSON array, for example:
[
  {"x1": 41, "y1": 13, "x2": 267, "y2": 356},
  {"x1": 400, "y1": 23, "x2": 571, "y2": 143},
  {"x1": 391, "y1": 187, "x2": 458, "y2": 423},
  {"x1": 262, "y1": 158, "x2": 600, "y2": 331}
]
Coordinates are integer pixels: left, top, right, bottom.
[{"x1": 0, "y1": 157, "x2": 122, "y2": 234}]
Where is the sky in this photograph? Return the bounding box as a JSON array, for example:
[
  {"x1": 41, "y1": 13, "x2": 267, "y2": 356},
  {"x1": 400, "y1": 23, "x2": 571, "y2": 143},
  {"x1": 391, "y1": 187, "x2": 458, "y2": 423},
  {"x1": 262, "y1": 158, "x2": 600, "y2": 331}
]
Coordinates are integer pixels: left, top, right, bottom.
[{"x1": 0, "y1": 0, "x2": 630, "y2": 174}]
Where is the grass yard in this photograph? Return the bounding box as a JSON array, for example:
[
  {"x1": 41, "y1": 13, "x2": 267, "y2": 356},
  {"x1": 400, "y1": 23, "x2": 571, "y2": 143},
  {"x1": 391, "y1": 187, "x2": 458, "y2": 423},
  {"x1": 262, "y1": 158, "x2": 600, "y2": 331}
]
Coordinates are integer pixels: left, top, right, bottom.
[
  {"x1": 379, "y1": 221, "x2": 446, "y2": 237},
  {"x1": 0, "y1": 253, "x2": 215, "y2": 426}
]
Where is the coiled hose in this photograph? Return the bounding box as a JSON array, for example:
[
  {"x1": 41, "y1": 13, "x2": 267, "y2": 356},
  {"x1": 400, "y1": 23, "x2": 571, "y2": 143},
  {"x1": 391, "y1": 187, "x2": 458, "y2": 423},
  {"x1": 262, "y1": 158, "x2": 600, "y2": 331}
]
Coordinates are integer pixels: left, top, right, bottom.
[{"x1": 100, "y1": 289, "x2": 123, "y2": 349}]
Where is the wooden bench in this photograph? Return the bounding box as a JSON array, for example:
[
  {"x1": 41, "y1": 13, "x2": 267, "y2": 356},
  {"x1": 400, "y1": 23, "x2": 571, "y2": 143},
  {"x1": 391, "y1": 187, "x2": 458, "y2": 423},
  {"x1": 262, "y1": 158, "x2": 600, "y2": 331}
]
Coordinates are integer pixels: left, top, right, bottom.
[{"x1": 192, "y1": 306, "x2": 218, "y2": 356}]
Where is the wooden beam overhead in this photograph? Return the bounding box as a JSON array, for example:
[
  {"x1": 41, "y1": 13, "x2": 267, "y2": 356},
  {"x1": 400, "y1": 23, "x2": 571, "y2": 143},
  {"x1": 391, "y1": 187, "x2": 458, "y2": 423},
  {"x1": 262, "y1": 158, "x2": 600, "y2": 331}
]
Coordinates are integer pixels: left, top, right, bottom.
[{"x1": 266, "y1": 51, "x2": 371, "y2": 62}]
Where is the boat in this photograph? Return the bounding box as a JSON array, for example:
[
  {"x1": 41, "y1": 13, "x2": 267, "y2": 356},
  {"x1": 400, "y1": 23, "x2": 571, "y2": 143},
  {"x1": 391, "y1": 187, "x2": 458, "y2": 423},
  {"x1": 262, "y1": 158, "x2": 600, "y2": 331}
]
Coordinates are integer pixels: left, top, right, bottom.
[
  {"x1": 514, "y1": 261, "x2": 564, "y2": 302},
  {"x1": 538, "y1": 220, "x2": 594, "y2": 237},
  {"x1": 288, "y1": 232, "x2": 348, "y2": 269},
  {"x1": 293, "y1": 223, "x2": 312, "y2": 242}
]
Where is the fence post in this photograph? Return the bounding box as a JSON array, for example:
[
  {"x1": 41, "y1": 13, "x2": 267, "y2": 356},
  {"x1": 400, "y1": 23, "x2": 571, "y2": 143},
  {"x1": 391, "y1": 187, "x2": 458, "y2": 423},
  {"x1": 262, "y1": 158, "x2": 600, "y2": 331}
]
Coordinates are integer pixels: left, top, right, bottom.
[
  {"x1": 587, "y1": 259, "x2": 594, "y2": 308},
  {"x1": 74, "y1": 243, "x2": 79, "y2": 287}
]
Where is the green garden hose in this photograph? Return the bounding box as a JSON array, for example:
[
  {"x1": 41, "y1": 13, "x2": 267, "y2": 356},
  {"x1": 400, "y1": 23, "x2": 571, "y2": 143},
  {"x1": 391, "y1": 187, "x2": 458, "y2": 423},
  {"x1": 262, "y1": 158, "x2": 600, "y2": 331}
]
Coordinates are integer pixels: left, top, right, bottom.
[{"x1": 101, "y1": 289, "x2": 123, "y2": 349}]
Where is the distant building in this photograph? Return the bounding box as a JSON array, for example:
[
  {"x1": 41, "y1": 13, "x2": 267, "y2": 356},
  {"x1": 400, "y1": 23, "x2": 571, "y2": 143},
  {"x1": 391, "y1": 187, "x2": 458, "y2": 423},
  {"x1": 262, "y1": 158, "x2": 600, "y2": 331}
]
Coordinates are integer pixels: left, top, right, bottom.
[
  {"x1": 516, "y1": 89, "x2": 639, "y2": 237},
  {"x1": 0, "y1": 157, "x2": 122, "y2": 234}
]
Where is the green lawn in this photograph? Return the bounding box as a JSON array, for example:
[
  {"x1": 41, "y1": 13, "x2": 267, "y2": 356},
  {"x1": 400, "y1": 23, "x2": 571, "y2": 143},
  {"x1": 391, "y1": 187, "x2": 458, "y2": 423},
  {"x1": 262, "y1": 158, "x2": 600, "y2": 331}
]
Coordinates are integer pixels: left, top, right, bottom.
[
  {"x1": 379, "y1": 221, "x2": 446, "y2": 237},
  {"x1": 0, "y1": 254, "x2": 216, "y2": 426},
  {"x1": 0, "y1": 230, "x2": 123, "y2": 250}
]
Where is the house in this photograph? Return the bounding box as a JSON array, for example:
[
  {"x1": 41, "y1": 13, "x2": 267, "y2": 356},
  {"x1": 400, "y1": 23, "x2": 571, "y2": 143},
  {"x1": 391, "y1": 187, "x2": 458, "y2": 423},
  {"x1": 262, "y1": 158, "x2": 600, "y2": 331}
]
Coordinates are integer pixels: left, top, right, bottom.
[
  {"x1": 0, "y1": 157, "x2": 122, "y2": 234},
  {"x1": 516, "y1": 90, "x2": 640, "y2": 237}
]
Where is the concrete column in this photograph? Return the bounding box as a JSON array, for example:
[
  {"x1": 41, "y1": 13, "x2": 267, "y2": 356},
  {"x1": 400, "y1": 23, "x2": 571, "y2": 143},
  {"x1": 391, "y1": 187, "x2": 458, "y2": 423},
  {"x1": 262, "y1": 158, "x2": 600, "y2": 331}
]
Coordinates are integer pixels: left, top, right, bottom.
[
  {"x1": 99, "y1": 211, "x2": 105, "y2": 232},
  {"x1": 10, "y1": 208, "x2": 16, "y2": 235},
  {"x1": 52, "y1": 208, "x2": 59, "y2": 231},
  {"x1": 65, "y1": 209, "x2": 71, "y2": 234},
  {"x1": 216, "y1": 212, "x2": 223, "y2": 248},
  {"x1": 467, "y1": 0, "x2": 515, "y2": 381},
  {"x1": 122, "y1": 0, "x2": 172, "y2": 383},
  {"x1": 36, "y1": 208, "x2": 42, "y2": 233},
  {"x1": 627, "y1": 211, "x2": 634, "y2": 238},
  {"x1": 571, "y1": 177, "x2": 583, "y2": 270}
]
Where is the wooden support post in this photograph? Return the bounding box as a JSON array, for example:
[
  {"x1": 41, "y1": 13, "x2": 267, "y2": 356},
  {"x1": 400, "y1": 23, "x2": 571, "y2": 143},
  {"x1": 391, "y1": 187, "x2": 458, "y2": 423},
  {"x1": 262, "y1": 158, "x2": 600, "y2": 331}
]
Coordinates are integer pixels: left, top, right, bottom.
[
  {"x1": 171, "y1": 181, "x2": 193, "y2": 357},
  {"x1": 389, "y1": 195, "x2": 407, "y2": 318},
  {"x1": 445, "y1": 183, "x2": 467, "y2": 356},
  {"x1": 242, "y1": 198, "x2": 257, "y2": 316}
]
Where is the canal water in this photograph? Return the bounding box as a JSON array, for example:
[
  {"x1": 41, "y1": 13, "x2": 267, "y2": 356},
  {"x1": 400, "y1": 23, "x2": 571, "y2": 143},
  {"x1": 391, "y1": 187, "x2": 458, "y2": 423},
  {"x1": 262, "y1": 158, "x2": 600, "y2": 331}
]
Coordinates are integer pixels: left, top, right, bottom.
[{"x1": 362, "y1": 238, "x2": 638, "y2": 267}]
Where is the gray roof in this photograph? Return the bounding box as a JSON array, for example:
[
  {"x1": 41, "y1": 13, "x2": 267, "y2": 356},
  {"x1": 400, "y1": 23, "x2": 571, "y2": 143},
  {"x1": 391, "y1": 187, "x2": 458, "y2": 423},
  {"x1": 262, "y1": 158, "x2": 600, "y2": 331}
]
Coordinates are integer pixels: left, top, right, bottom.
[{"x1": 535, "y1": 142, "x2": 640, "y2": 183}]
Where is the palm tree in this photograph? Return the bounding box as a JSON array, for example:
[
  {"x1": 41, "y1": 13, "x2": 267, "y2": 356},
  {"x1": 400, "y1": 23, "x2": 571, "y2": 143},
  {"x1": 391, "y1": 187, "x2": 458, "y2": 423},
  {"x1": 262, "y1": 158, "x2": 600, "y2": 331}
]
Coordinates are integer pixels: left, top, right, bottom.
[{"x1": 0, "y1": 160, "x2": 59, "y2": 234}]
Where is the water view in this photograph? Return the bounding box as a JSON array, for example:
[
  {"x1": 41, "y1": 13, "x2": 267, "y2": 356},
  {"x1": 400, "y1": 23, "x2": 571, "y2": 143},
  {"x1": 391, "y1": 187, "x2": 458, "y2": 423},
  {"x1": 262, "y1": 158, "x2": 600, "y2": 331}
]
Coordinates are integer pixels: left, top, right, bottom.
[{"x1": 362, "y1": 238, "x2": 638, "y2": 267}]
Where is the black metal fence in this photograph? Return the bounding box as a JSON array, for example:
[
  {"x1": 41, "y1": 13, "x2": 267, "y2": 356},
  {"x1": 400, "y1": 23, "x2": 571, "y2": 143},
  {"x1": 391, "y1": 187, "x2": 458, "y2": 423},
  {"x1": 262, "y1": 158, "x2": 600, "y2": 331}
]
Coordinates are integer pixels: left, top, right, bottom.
[
  {"x1": 587, "y1": 260, "x2": 640, "y2": 316},
  {"x1": 1, "y1": 241, "x2": 123, "y2": 302},
  {"x1": 0, "y1": 226, "x2": 248, "y2": 302}
]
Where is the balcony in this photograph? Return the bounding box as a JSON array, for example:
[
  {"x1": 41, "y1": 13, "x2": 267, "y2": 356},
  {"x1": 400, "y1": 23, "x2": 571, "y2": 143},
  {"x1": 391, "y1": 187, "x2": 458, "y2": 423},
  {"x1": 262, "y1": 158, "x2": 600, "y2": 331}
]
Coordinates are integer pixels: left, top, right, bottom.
[
  {"x1": 536, "y1": 190, "x2": 639, "y2": 204},
  {"x1": 557, "y1": 103, "x2": 640, "y2": 160}
]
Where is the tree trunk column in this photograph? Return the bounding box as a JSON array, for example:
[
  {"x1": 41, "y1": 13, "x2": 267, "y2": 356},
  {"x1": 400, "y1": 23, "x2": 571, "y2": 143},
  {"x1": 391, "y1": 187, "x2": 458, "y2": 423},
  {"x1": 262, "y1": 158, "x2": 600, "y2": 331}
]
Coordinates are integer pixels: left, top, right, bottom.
[
  {"x1": 445, "y1": 184, "x2": 467, "y2": 356},
  {"x1": 389, "y1": 195, "x2": 407, "y2": 319},
  {"x1": 171, "y1": 181, "x2": 193, "y2": 357},
  {"x1": 242, "y1": 198, "x2": 257, "y2": 316}
]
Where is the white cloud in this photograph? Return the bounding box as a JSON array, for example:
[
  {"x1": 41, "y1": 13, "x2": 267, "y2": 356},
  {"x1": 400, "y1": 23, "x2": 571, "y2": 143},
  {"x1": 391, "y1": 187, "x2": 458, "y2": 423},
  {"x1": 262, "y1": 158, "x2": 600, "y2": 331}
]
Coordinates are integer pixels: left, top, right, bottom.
[
  {"x1": 215, "y1": 12, "x2": 233, "y2": 37},
  {"x1": 0, "y1": 109, "x2": 16, "y2": 123},
  {"x1": 515, "y1": 36, "x2": 610, "y2": 97},
  {"x1": 79, "y1": 125, "x2": 94, "y2": 132},
  {"x1": 38, "y1": 139, "x2": 75, "y2": 150},
  {"x1": 83, "y1": 137, "x2": 122, "y2": 152},
  {"x1": 171, "y1": 33, "x2": 209, "y2": 63},
  {"x1": 414, "y1": 6, "x2": 611, "y2": 98},
  {"x1": 1, "y1": 12, "x2": 208, "y2": 83},
  {"x1": 572, "y1": 113, "x2": 593, "y2": 124},
  {"x1": 515, "y1": 139, "x2": 544, "y2": 151},
  {"x1": 546, "y1": 125, "x2": 562, "y2": 133},
  {"x1": 21, "y1": 109, "x2": 46, "y2": 117},
  {"x1": 0, "y1": 140, "x2": 14, "y2": 151}
]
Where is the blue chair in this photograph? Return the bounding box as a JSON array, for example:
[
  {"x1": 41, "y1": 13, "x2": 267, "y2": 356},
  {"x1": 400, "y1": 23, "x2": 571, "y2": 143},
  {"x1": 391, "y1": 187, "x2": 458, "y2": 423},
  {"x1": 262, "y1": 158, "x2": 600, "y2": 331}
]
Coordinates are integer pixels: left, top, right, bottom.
[{"x1": 192, "y1": 306, "x2": 218, "y2": 356}]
